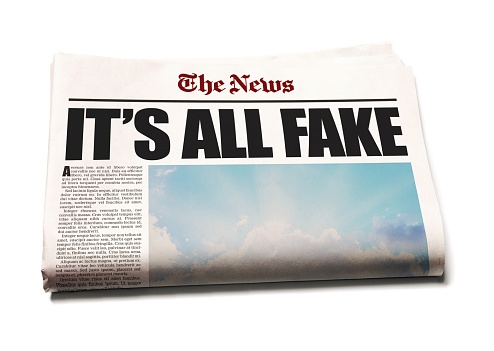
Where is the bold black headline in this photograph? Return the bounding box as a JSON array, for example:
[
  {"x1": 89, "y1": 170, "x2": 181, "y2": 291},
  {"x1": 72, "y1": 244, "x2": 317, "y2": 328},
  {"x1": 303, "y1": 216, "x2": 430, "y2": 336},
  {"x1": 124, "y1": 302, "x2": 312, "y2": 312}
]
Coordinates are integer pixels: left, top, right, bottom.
[{"x1": 65, "y1": 107, "x2": 407, "y2": 161}]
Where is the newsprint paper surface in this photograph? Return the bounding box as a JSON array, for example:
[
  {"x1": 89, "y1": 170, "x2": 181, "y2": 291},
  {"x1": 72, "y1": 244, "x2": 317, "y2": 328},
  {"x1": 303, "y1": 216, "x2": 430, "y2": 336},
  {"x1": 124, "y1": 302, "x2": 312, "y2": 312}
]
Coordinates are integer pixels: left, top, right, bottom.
[{"x1": 42, "y1": 43, "x2": 445, "y2": 292}]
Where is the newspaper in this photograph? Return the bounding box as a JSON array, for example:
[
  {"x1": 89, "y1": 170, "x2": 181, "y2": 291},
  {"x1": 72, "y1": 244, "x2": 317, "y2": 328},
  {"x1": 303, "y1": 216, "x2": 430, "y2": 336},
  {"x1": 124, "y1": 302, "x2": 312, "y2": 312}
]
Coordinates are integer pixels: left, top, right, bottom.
[{"x1": 42, "y1": 43, "x2": 445, "y2": 292}]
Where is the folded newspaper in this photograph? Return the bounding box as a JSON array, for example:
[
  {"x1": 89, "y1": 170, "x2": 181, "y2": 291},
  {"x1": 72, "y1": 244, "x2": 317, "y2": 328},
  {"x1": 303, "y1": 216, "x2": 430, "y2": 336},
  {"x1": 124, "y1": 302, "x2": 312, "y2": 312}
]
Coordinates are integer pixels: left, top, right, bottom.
[{"x1": 42, "y1": 43, "x2": 445, "y2": 292}]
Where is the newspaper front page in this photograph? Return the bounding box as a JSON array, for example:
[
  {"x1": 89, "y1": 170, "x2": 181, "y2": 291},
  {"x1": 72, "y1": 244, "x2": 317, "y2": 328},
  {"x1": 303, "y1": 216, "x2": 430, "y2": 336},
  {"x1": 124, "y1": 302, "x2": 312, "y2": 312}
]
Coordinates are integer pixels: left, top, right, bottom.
[{"x1": 42, "y1": 44, "x2": 445, "y2": 292}]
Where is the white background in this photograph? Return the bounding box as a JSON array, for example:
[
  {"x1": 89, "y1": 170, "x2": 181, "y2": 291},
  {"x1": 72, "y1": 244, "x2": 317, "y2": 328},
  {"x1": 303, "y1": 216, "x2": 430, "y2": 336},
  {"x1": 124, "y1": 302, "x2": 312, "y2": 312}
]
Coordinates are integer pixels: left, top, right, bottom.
[{"x1": 1, "y1": 1, "x2": 492, "y2": 349}]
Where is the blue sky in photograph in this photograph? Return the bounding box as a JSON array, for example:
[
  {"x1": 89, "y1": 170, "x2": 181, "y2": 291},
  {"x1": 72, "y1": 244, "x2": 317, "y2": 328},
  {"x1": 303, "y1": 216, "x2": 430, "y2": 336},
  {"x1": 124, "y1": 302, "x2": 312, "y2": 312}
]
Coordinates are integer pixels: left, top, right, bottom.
[{"x1": 149, "y1": 163, "x2": 429, "y2": 277}]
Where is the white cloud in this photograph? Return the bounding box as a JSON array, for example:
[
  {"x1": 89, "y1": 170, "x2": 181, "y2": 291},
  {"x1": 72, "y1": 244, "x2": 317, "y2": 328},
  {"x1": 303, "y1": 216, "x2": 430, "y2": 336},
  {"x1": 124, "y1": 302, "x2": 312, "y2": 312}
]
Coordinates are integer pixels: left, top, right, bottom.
[
  {"x1": 204, "y1": 241, "x2": 228, "y2": 257},
  {"x1": 322, "y1": 228, "x2": 341, "y2": 241},
  {"x1": 152, "y1": 168, "x2": 177, "y2": 194},
  {"x1": 149, "y1": 215, "x2": 180, "y2": 267},
  {"x1": 370, "y1": 215, "x2": 427, "y2": 256},
  {"x1": 149, "y1": 218, "x2": 426, "y2": 286},
  {"x1": 233, "y1": 215, "x2": 248, "y2": 233},
  {"x1": 156, "y1": 167, "x2": 176, "y2": 177},
  {"x1": 185, "y1": 221, "x2": 420, "y2": 285}
]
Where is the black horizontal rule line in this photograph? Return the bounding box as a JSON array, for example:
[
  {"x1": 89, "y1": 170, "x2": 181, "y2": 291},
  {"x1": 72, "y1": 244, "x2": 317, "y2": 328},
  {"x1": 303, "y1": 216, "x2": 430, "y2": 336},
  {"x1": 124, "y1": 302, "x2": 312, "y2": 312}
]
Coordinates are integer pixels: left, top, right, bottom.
[{"x1": 68, "y1": 98, "x2": 397, "y2": 103}]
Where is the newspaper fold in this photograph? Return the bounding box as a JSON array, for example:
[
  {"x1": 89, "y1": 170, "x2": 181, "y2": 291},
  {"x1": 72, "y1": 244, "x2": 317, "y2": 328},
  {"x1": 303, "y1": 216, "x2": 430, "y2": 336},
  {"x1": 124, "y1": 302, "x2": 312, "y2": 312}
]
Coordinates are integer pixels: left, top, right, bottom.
[{"x1": 43, "y1": 43, "x2": 444, "y2": 292}]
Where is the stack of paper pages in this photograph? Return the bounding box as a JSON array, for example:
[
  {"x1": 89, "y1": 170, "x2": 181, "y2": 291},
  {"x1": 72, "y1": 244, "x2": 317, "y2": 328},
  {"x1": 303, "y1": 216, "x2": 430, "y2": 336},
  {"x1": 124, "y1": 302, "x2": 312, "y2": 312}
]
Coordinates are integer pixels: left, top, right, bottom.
[{"x1": 43, "y1": 43, "x2": 444, "y2": 292}]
